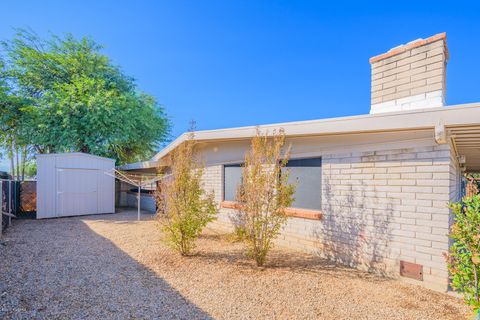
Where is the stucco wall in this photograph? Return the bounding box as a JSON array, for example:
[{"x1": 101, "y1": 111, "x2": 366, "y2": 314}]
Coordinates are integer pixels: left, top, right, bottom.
[{"x1": 202, "y1": 143, "x2": 457, "y2": 292}]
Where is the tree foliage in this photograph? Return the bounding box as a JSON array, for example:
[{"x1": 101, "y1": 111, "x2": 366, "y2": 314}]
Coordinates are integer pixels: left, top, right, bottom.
[
  {"x1": 156, "y1": 134, "x2": 218, "y2": 255},
  {"x1": 448, "y1": 195, "x2": 480, "y2": 313},
  {"x1": 0, "y1": 53, "x2": 33, "y2": 179},
  {"x1": 0, "y1": 29, "x2": 170, "y2": 166},
  {"x1": 235, "y1": 128, "x2": 295, "y2": 266}
]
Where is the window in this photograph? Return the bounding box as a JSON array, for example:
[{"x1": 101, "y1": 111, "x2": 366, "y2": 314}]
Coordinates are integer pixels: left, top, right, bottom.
[
  {"x1": 284, "y1": 157, "x2": 322, "y2": 210},
  {"x1": 223, "y1": 157, "x2": 322, "y2": 211},
  {"x1": 223, "y1": 164, "x2": 242, "y2": 201}
]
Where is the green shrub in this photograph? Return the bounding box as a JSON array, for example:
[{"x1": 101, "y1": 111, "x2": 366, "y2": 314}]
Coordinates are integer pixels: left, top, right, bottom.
[
  {"x1": 448, "y1": 195, "x2": 480, "y2": 312},
  {"x1": 156, "y1": 135, "x2": 218, "y2": 255}
]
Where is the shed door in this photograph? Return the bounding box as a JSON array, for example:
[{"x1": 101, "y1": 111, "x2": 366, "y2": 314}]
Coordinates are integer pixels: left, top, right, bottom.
[{"x1": 56, "y1": 168, "x2": 98, "y2": 217}]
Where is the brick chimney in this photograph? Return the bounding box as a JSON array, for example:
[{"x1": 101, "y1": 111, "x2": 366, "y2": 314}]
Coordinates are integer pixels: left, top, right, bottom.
[{"x1": 370, "y1": 33, "x2": 448, "y2": 114}]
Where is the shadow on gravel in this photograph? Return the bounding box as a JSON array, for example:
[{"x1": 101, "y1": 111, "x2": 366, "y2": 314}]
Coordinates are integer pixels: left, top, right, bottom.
[{"x1": 0, "y1": 216, "x2": 212, "y2": 320}]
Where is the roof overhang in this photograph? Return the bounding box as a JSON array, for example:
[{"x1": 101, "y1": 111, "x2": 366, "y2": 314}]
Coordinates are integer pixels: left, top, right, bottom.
[
  {"x1": 154, "y1": 102, "x2": 480, "y2": 154},
  {"x1": 449, "y1": 125, "x2": 480, "y2": 172},
  {"x1": 121, "y1": 103, "x2": 480, "y2": 172},
  {"x1": 116, "y1": 160, "x2": 159, "y2": 172}
]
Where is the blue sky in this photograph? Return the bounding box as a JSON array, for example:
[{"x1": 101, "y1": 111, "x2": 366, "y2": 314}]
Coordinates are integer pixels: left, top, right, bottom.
[{"x1": 1, "y1": 1, "x2": 480, "y2": 170}]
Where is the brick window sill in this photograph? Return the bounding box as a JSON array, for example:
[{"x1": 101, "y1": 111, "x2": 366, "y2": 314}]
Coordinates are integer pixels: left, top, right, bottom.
[{"x1": 220, "y1": 201, "x2": 322, "y2": 220}]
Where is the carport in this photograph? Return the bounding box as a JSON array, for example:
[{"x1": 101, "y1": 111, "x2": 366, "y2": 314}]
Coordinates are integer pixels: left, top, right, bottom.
[{"x1": 449, "y1": 125, "x2": 480, "y2": 173}]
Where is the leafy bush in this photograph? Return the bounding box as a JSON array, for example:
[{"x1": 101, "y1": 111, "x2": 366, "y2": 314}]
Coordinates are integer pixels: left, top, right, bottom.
[
  {"x1": 448, "y1": 195, "x2": 480, "y2": 312},
  {"x1": 156, "y1": 135, "x2": 218, "y2": 255},
  {"x1": 235, "y1": 128, "x2": 295, "y2": 266}
]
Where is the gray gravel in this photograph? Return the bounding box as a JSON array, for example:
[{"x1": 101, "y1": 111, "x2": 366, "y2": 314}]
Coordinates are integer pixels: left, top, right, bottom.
[{"x1": 0, "y1": 210, "x2": 470, "y2": 319}]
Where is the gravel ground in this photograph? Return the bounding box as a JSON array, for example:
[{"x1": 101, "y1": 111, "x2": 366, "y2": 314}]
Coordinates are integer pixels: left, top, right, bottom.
[{"x1": 0, "y1": 210, "x2": 470, "y2": 319}]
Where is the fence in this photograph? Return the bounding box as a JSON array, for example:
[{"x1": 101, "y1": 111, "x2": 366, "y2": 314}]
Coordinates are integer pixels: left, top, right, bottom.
[
  {"x1": 1, "y1": 180, "x2": 37, "y2": 236},
  {"x1": 1, "y1": 180, "x2": 19, "y2": 235}
]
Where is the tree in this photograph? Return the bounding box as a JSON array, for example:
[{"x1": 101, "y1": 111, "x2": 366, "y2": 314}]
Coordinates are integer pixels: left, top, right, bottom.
[
  {"x1": 1, "y1": 29, "x2": 170, "y2": 164},
  {"x1": 0, "y1": 54, "x2": 33, "y2": 180},
  {"x1": 156, "y1": 133, "x2": 218, "y2": 255},
  {"x1": 235, "y1": 128, "x2": 295, "y2": 266},
  {"x1": 447, "y1": 195, "x2": 480, "y2": 314}
]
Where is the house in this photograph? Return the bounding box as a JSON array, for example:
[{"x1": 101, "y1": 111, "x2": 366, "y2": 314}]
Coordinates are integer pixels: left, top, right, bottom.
[{"x1": 119, "y1": 32, "x2": 480, "y2": 292}]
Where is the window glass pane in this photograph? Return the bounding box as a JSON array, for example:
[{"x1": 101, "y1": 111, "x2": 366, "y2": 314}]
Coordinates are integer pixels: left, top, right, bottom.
[
  {"x1": 285, "y1": 158, "x2": 322, "y2": 210},
  {"x1": 224, "y1": 164, "x2": 242, "y2": 201}
]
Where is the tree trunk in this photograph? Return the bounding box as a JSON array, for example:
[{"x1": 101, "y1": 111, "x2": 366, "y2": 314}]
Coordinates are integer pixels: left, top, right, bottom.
[
  {"x1": 15, "y1": 141, "x2": 20, "y2": 181},
  {"x1": 9, "y1": 143, "x2": 15, "y2": 181},
  {"x1": 21, "y1": 146, "x2": 27, "y2": 181},
  {"x1": 80, "y1": 144, "x2": 90, "y2": 154}
]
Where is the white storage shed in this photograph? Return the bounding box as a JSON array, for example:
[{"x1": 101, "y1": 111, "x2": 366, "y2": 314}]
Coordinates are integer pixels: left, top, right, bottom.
[{"x1": 36, "y1": 153, "x2": 115, "y2": 219}]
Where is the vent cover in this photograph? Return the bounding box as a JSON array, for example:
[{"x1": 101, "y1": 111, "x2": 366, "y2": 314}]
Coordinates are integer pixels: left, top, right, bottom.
[{"x1": 400, "y1": 261, "x2": 423, "y2": 281}]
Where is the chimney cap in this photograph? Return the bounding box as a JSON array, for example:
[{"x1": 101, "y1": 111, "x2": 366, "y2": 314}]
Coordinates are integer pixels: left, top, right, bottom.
[{"x1": 369, "y1": 32, "x2": 448, "y2": 64}]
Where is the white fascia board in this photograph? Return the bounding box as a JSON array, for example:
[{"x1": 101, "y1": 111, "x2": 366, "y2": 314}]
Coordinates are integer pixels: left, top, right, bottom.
[{"x1": 151, "y1": 102, "x2": 480, "y2": 162}]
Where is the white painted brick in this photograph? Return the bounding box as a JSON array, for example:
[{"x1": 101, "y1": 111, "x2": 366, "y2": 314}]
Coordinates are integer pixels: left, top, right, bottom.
[
  {"x1": 393, "y1": 217, "x2": 416, "y2": 225},
  {"x1": 388, "y1": 192, "x2": 415, "y2": 199},
  {"x1": 405, "y1": 224, "x2": 432, "y2": 234},
  {"x1": 375, "y1": 185, "x2": 402, "y2": 192},
  {"x1": 417, "y1": 165, "x2": 450, "y2": 172},
  {"x1": 431, "y1": 214, "x2": 449, "y2": 222},
  {"x1": 388, "y1": 166, "x2": 416, "y2": 173},
  {"x1": 416, "y1": 179, "x2": 449, "y2": 186},
  {"x1": 415, "y1": 245, "x2": 444, "y2": 256},
  {"x1": 415, "y1": 232, "x2": 448, "y2": 242},
  {"x1": 417, "y1": 206, "x2": 449, "y2": 214},
  {"x1": 375, "y1": 173, "x2": 401, "y2": 179},
  {"x1": 415, "y1": 193, "x2": 449, "y2": 201},
  {"x1": 401, "y1": 172, "x2": 433, "y2": 179},
  {"x1": 431, "y1": 241, "x2": 449, "y2": 250},
  {"x1": 341, "y1": 168, "x2": 362, "y2": 174},
  {"x1": 402, "y1": 186, "x2": 433, "y2": 193},
  {"x1": 391, "y1": 235, "x2": 432, "y2": 247},
  {"x1": 432, "y1": 172, "x2": 450, "y2": 179},
  {"x1": 416, "y1": 219, "x2": 448, "y2": 228},
  {"x1": 431, "y1": 227, "x2": 449, "y2": 236},
  {"x1": 351, "y1": 162, "x2": 375, "y2": 168},
  {"x1": 350, "y1": 174, "x2": 374, "y2": 179},
  {"x1": 417, "y1": 151, "x2": 450, "y2": 159},
  {"x1": 400, "y1": 249, "x2": 432, "y2": 261},
  {"x1": 402, "y1": 160, "x2": 433, "y2": 167},
  {"x1": 433, "y1": 186, "x2": 449, "y2": 194},
  {"x1": 375, "y1": 161, "x2": 402, "y2": 168},
  {"x1": 391, "y1": 229, "x2": 415, "y2": 237},
  {"x1": 388, "y1": 179, "x2": 416, "y2": 186},
  {"x1": 401, "y1": 211, "x2": 431, "y2": 220},
  {"x1": 432, "y1": 200, "x2": 448, "y2": 208},
  {"x1": 402, "y1": 199, "x2": 432, "y2": 207},
  {"x1": 415, "y1": 259, "x2": 448, "y2": 270}
]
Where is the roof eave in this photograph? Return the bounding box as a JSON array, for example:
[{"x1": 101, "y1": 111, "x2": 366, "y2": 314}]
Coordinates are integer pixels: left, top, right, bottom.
[{"x1": 150, "y1": 102, "x2": 480, "y2": 162}]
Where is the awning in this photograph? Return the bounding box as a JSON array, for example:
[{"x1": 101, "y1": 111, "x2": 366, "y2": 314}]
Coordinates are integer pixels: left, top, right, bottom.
[{"x1": 116, "y1": 160, "x2": 159, "y2": 172}]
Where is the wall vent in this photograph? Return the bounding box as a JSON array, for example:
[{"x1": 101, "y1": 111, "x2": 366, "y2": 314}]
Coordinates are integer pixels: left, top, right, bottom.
[{"x1": 400, "y1": 260, "x2": 423, "y2": 281}]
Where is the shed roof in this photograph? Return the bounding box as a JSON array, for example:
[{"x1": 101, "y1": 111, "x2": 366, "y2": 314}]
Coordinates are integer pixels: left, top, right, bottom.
[{"x1": 36, "y1": 152, "x2": 115, "y2": 162}]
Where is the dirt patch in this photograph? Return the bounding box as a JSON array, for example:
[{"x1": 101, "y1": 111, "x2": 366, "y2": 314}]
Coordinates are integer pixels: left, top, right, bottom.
[{"x1": 0, "y1": 210, "x2": 471, "y2": 319}]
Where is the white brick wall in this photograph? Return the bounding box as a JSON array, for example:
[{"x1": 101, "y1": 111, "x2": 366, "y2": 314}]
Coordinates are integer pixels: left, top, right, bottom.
[
  {"x1": 200, "y1": 165, "x2": 223, "y2": 204},
  {"x1": 202, "y1": 144, "x2": 457, "y2": 292},
  {"x1": 370, "y1": 35, "x2": 447, "y2": 113}
]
